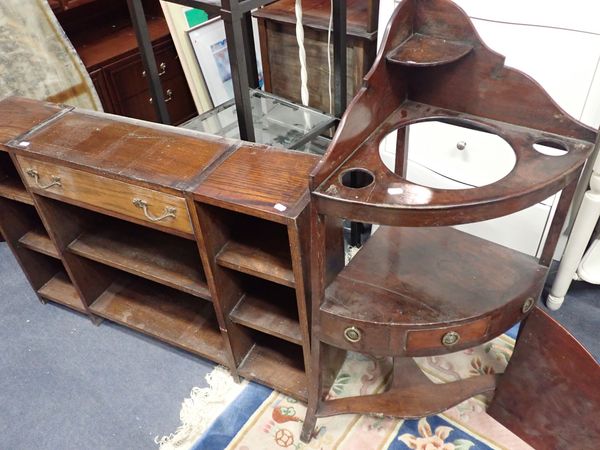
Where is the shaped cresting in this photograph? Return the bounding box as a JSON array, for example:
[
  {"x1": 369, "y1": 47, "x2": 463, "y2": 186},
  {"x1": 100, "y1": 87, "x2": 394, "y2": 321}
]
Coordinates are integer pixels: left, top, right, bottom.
[
  {"x1": 311, "y1": 0, "x2": 596, "y2": 228},
  {"x1": 301, "y1": 0, "x2": 599, "y2": 445}
]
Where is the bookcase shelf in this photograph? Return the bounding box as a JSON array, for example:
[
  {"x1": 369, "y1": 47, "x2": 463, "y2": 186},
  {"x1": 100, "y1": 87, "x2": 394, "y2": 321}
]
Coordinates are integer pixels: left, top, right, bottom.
[
  {"x1": 230, "y1": 280, "x2": 302, "y2": 345},
  {"x1": 19, "y1": 228, "x2": 60, "y2": 259},
  {"x1": 238, "y1": 332, "x2": 307, "y2": 401},
  {"x1": 38, "y1": 270, "x2": 86, "y2": 313},
  {"x1": 0, "y1": 152, "x2": 32, "y2": 205},
  {"x1": 90, "y1": 274, "x2": 227, "y2": 364},
  {"x1": 68, "y1": 219, "x2": 210, "y2": 299}
]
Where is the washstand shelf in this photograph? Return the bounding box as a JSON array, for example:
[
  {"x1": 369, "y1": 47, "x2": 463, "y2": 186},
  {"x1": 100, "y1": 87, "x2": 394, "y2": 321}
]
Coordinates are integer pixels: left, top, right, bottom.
[{"x1": 301, "y1": 0, "x2": 596, "y2": 443}]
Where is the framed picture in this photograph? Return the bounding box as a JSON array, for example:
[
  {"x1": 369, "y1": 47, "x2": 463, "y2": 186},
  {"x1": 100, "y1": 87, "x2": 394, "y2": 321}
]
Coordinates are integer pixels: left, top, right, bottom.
[{"x1": 187, "y1": 17, "x2": 263, "y2": 108}]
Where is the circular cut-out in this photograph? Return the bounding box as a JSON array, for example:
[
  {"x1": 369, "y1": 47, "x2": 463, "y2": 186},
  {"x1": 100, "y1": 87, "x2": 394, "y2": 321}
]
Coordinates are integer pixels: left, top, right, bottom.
[
  {"x1": 378, "y1": 120, "x2": 517, "y2": 190},
  {"x1": 533, "y1": 140, "x2": 568, "y2": 156},
  {"x1": 340, "y1": 169, "x2": 374, "y2": 189}
]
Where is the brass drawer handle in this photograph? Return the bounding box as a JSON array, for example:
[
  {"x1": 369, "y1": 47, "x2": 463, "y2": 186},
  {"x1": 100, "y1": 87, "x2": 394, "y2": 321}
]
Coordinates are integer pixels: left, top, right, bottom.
[
  {"x1": 142, "y1": 62, "x2": 166, "y2": 78},
  {"x1": 26, "y1": 169, "x2": 61, "y2": 189},
  {"x1": 442, "y1": 331, "x2": 460, "y2": 347},
  {"x1": 522, "y1": 297, "x2": 535, "y2": 314},
  {"x1": 149, "y1": 89, "x2": 173, "y2": 104},
  {"x1": 132, "y1": 198, "x2": 176, "y2": 222},
  {"x1": 344, "y1": 326, "x2": 362, "y2": 343}
]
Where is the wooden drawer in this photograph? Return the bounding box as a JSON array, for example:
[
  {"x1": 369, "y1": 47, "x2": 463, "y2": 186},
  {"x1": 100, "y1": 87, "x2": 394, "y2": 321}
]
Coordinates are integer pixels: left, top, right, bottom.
[
  {"x1": 119, "y1": 75, "x2": 197, "y2": 126},
  {"x1": 16, "y1": 155, "x2": 194, "y2": 236},
  {"x1": 105, "y1": 42, "x2": 183, "y2": 101}
]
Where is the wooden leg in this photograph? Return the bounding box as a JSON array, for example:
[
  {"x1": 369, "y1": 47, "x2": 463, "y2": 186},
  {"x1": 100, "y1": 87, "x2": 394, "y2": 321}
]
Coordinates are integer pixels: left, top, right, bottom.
[{"x1": 548, "y1": 157, "x2": 600, "y2": 310}]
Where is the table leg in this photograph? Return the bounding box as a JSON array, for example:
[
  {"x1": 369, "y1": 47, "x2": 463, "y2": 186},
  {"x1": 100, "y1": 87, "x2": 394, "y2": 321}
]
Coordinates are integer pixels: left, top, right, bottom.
[{"x1": 547, "y1": 155, "x2": 600, "y2": 310}]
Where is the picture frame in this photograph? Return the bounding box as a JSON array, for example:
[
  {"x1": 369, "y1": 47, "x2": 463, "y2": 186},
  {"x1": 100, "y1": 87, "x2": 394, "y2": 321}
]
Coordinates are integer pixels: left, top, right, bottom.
[{"x1": 187, "y1": 18, "x2": 233, "y2": 107}]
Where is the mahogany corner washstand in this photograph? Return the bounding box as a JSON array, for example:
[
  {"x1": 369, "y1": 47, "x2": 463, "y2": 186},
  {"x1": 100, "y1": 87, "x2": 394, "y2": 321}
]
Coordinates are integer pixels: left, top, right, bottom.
[{"x1": 300, "y1": 0, "x2": 599, "y2": 445}]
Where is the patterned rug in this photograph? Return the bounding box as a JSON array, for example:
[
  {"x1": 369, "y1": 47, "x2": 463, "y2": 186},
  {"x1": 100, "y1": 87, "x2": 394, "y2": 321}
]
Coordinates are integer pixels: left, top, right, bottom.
[{"x1": 158, "y1": 325, "x2": 533, "y2": 450}]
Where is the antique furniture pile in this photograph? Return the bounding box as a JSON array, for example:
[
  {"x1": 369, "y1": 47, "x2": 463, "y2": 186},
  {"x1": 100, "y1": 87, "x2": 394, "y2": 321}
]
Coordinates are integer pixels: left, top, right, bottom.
[{"x1": 0, "y1": 0, "x2": 598, "y2": 448}]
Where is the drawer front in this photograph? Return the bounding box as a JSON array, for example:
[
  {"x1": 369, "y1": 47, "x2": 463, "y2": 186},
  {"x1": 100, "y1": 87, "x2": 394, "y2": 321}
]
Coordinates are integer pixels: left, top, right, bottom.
[
  {"x1": 106, "y1": 43, "x2": 183, "y2": 101},
  {"x1": 405, "y1": 318, "x2": 491, "y2": 354},
  {"x1": 120, "y1": 75, "x2": 197, "y2": 126},
  {"x1": 16, "y1": 156, "x2": 193, "y2": 235}
]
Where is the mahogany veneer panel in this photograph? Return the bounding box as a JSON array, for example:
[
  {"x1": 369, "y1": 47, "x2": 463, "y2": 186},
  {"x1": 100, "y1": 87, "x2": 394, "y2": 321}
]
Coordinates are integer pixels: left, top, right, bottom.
[
  {"x1": 0, "y1": 97, "x2": 64, "y2": 144},
  {"x1": 238, "y1": 335, "x2": 307, "y2": 401},
  {"x1": 12, "y1": 109, "x2": 233, "y2": 193},
  {"x1": 90, "y1": 276, "x2": 226, "y2": 364},
  {"x1": 19, "y1": 228, "x2": 60, "y2": 259},
  {"x1": 68, "y1": 222, "x2": 210, "y2": 299},
  {"x1": 38, "y1": 270, "x2": 86, "y2": 313},
  {"x1": 323, "y1": 225, "x2": 546, "y2": 325},
  {"x1": 194, "y1": 146, "x2": 319, "y2": 222},
  {"x1": 230, "y1": 287, "x2": 301, "y2": 345}
]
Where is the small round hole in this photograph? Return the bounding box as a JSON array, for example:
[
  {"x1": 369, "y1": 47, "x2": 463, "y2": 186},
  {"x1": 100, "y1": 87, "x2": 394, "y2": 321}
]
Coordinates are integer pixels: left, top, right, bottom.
[
  {"x1": 340, "y1": 169, "x2": 374, "y2": 189},
  {"x1": 533, "y1": 140, "x2": 568, "y2": 156}
]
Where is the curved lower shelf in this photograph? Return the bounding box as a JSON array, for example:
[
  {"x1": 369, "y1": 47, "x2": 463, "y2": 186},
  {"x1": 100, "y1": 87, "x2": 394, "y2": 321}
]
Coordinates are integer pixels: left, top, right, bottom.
[
  {"x1": 386, "y1": 34, "x2": 473, "y2": 67},
  {"x1": 319, "y1": 225, "x2": 544, "y2": 356}
]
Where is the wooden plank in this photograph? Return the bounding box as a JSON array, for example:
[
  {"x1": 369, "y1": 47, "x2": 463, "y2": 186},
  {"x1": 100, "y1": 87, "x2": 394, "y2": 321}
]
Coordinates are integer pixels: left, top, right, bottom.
[
  {"x1": 38, "y1": 270, "x2": 86, "y2": 313},
  {"x1": 238, "y1": 337, "x2": 307, "y2": 402},
  {"x1": 90, "y1": 276, "x2": 226, "y2": 364},
  {"x1": 0, "y1": 177, "x2": 33, "y2": 205},
  {"x1": 231, "y1": 290, "x2": 301, "y2": 345},
  {"x1": 68, "y1": 222, "x2": 210, "y2": 299},
  {"x1": 489, "y1": 307, "x2": 600, "y2": 449},
  {"x1": 19, "y1": 228, "x2": 60, "y2": 259},
  {"x1": 217, "y1": 239, "x2": 295, "y2": 288}
]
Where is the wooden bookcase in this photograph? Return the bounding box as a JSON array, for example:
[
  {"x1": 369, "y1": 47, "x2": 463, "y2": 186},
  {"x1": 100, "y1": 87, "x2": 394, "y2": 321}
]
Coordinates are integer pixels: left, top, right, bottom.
[{"x1": 0, "y1": 97, "x2": 335, "y2": 398}]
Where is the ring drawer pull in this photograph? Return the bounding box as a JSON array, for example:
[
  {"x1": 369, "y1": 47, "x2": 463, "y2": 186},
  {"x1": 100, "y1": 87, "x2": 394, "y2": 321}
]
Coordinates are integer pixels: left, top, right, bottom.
[
  {"x1": 522, "y1": 297, "x2": 535, "y2": 314},
  {"x1": 456, "y1": 141, "x2": 467, "y2": 151},
  {"x1": 442, "y1": 331, "x2": 460, "y2": 347},
  {"x1": 132, "y1": 198, "x2": 176, "y2": 222},
  {"x1": 26, "y1": 169, "x2": 61, "y2": 189},
  {"x1": 344, "y1": 326, "x2": 362, "y2": 343},
  {"x1": 149, "y1": 89, "x2": 173, "y2": 104},
  {"x1": 142, "y1": 62, "x2": 166, "y2": 78}
]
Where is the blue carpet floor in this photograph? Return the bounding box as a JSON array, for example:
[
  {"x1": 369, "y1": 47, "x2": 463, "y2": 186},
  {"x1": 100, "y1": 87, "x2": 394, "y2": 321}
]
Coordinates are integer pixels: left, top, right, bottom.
[
  {"x1": 0, "y1": 242, "x2": 598, "y2": 449},
  {"x1": 0, "y1": 243, "x2": 215, "y2": 450}
]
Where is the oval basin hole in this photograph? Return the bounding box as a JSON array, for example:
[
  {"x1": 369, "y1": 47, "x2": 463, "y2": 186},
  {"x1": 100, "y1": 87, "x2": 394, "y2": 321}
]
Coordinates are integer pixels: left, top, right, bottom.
[
  {"x1": 533, "y1": 140, "x2": 568, "y2": 156},
  {"x1": 340, "y1": 169, "x2": 374, "y2": 189}
]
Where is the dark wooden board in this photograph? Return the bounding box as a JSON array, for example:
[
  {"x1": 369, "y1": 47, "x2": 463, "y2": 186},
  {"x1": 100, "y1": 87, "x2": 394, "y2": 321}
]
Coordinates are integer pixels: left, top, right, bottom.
[
  {"x1": 238, "y1": 336, "x2": 307, "y2": 401},
  {"x1": 68, "y1": 221, "x2": 210, "y2": 299},
  {"x1": 217, "y1": 238, "x2": 294, "y2": 288},
  {"x1": 90, "y1": 276, "x2": 227, "y2": 364},
  {"x1": 231, "y1": 289, "x2": 301, "y2": 345},
  {"x1": 489, "y1": 307, "x2": 600, "y2": 450},
  {"x1": 0, "y1": 97, "x2": 64, "y2": 145},
  {"x1": 194, "y1": 145, "x2": 318, "y2": 222},
  {"x1": 38, "y1": 270, "x2": 86, "y2": 313},
  {"x1": 19, "y1": 228, "x2": 60, "y2": 259}
]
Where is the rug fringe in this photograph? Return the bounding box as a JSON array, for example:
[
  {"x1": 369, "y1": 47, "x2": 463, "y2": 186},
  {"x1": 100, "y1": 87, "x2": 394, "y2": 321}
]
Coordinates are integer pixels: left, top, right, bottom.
[{"x1": 155, "y1": 366, "x2": 246, "y2": 450}]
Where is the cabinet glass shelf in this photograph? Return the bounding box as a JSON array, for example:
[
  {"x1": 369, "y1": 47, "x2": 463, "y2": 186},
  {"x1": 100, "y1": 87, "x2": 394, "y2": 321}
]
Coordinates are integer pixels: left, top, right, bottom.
[{"x1": 182, "y1": 89, "x2": 334, "y2": 155}]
